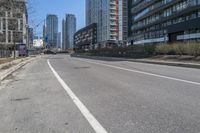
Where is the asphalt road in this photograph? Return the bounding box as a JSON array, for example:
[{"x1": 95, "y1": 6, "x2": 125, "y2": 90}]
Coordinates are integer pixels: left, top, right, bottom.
[{"x1": 0, "y1": 54, "x2": 200, "y2": 133}]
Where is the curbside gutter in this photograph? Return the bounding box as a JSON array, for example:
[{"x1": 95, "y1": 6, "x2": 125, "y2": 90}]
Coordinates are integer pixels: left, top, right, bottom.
[
  {"x1": 0, "y1": 56, "x2": 38, "y2": 81},
  {"x1": 71, "y1": 54, "x2": 200, "y2": 69}
]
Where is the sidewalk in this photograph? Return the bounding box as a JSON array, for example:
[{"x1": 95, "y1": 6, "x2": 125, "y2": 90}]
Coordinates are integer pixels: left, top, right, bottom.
[
  {"x1": 71, "y1": 54, "x2": 200, "y2": 69},
  {"x1": 0, "y1": 56, "x2": 39, "y2": 81},
  {"x1": 128, "y1": 58, "x2": 200, "y2": 69}
]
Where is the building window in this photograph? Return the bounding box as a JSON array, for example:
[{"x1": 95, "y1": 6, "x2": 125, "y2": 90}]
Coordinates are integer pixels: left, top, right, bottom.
[
  {"x1": 7, "y1": 12, "x2": 11, "y2": 17},
  {"x1": 13, "y1": 31, "x2": 22, "y2": 42},
  {"x1": 20, "y1": 20, "x2": 23, "y2": 31},
  {"x1": 8, "y1": 31, "x2": 11, "y2": 43},
  {"x1": 13, "y1": 13, "x2": 23, "y2": 18},
  {"x1": 0, "y1": 12, "x2": 5, "y2": 17},
  {"x1": 8, "y1": 19, "x2": 18, "y2": 30},
  {"x1": 3, "y1": 18, "x2": 6, "y2": 30},
  {"x1": 0, "y1": 31, "x2": 6, "y2": 42}
]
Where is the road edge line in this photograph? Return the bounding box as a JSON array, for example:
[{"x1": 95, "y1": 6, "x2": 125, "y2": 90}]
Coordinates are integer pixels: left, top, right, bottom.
[{"x1": 47, "y1": 59, "x2": 108, "y2": 133}]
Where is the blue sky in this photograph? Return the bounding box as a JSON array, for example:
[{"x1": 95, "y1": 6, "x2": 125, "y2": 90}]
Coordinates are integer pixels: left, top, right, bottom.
[{"x1": 28, "y1": 0, "x2": 85, "y2": 37}]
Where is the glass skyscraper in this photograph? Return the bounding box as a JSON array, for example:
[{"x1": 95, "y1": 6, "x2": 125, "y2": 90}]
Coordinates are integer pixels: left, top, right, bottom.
[
  {"x1": 62, "y1": 14, "x2": 76, "y2": 49},
  {"x1": 46, "y1": 14, "x2": 58, "y2": 48}
]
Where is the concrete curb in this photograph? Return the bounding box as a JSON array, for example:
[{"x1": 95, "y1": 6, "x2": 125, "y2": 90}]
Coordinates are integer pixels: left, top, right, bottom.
[
  {"x1": 71, "y1": 54, "x2": 200, "y2": 69},
  {"x1": 0, "y1": 57, "x2": 37, "y2": 81},
  {"x1": 126, "y1": 59, "x2": 200, "y2": 69}
]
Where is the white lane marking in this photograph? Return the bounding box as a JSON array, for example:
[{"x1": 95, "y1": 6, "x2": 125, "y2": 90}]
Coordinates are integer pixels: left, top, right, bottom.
[
  {"x1": 47, "y1": 59, "x2": 108, "y2": 133},
  {"x1": 76, "y1": 58, "x2": 200, "y2": 86}
]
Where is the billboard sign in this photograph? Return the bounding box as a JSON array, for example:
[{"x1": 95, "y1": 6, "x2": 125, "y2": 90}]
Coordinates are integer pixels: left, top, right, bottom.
[{"x1": 33, "y1": 39, "x2": 44, "y2": 48}]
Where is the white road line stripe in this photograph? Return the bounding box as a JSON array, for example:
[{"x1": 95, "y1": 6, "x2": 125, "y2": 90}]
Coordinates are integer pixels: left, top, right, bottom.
[
  {"x1": 47, "y1": 59, "x2": 108, "y2": 133},
  {"x1": 76, "y1": 58, "x2": 200, "y2": 86}
]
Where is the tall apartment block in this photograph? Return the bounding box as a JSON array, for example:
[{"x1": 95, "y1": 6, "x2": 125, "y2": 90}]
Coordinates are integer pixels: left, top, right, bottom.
[
  {"x1": 86, "y1": 0, "x2": 128, "y2": 47},
  {"x1": 128, "y1": 0, "x2": 200, "y2": 45},
  {"x1": 62, "y1": 14, "x2": 76, "y2": 50},
  {"x1": 46, "y1": 14, "x2": 58, "y2": 48},
  {"x1": 0, "y1": 0, "x2": 28, "y2": 47},
  {"x1": 119, "y1": 0, "x2": 128, "y2": 42}
]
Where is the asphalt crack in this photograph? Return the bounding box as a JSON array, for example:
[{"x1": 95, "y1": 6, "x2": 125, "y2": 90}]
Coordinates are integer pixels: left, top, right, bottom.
[{"x1": 11, "y1": 98, "x2": 30, "y2": 102}]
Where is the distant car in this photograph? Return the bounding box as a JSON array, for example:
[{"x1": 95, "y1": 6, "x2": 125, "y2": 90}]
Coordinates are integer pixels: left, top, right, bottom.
[{"x1": 44, "y1": 50, "x2": 57, "y2": 55}]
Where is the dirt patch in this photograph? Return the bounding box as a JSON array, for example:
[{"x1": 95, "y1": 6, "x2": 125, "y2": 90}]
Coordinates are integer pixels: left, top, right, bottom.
[
  {"x1": 1, "y1": 64, "x2": 13, "y2": 70},
  {"x1": 0, "y1": 58, "x2": 13, "y2": 65}
]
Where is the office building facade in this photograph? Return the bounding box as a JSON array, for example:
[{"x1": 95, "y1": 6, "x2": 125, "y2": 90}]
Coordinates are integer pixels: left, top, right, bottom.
[
  {"x1": 128, "y1": 0, "x2": 200, "y2": 45},
  {"x1": 86, "y1": 0, "x2": 128, "y2": 47},
  {"x1": 0, "y1": 0, "x2": 28, "y2": 47},
  {"x1": 46, "y1": 14, "x2": 58, "y2": 48},
  {"x1": 62, "y1": 14, "x2": 76, "y2": 49},
  {"x1": 74, "y1": 23, "x2": 97, "y2": 50},
  {"x1": 62, "y1": 19, "x2": 66, "y2": 50},
  {"x1": 57, "y1": 32, "x2": 61, "y2": 48}
]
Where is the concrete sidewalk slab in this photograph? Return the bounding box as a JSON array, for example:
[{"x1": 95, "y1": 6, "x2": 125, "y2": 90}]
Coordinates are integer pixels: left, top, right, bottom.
[{"x1": 0, "y1": 56, "x2": 39, "y2": 81}]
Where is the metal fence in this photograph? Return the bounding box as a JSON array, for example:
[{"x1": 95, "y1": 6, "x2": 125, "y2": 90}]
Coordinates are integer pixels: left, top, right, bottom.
[{"x1": 0, "y1": 50, "x2": 12, "y2": 58}]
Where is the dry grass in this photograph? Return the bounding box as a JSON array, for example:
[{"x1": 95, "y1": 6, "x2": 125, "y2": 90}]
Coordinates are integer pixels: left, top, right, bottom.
[
  {"x1": 0, "y1": 58, "x2": 14, "y2": 65},
  {"x1": 156, "y1": 42, "x2": 200, "y2": 57},
  {"x1": 1, "y1": 64, "x2": 13, "y2": 69}
]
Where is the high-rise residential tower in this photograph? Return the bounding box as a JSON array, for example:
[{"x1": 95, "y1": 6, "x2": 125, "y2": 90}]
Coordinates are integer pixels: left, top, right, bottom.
[
  {"x1": 0, "y1": 0, "x2": 28, "y2": 47},
  {"x1": 86, "y1": 0, "x2": 128, "y2": 47},
  {"x1": 62, "y1": 14, "x2": 76, "y2": 49},
  {"x1": 46, "y1": 14, "x2": 58, "y2": 48},
  {"x1": 119, "y1": 0, "x2": 128, "y2": 43}
]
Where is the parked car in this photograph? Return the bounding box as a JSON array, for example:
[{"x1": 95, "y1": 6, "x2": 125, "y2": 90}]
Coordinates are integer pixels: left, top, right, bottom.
[{"x1": 44, "y1": 50, "x2": 57, "y2": 55}]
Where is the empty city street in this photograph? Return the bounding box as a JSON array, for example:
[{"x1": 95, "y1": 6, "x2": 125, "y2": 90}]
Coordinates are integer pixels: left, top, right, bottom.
[{"x1": 0, "y1": 54, "x2": 200, "y2": 133}]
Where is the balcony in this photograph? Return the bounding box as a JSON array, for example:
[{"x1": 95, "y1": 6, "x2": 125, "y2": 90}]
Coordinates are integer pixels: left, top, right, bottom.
[{"x1": 110, "y1": 22, "x2": 116, "y2": 26}]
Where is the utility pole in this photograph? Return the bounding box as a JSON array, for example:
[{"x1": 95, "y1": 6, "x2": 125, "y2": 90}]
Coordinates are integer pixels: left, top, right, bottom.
[{"x1": 14, "y1": 38, "x2": 16, "y2": 59}]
